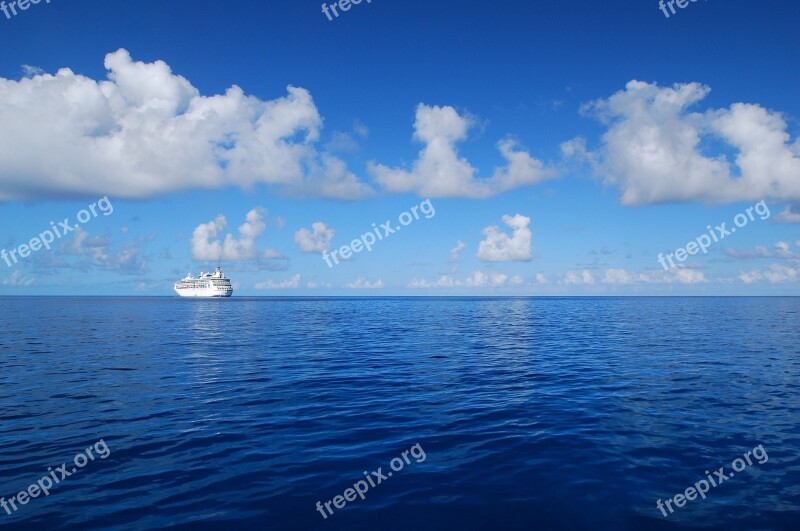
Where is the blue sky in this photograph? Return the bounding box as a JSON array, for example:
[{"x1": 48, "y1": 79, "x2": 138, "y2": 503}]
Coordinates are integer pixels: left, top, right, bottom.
[{"x1": 0, "y1": 0, "x2": 799, "y2": 295}]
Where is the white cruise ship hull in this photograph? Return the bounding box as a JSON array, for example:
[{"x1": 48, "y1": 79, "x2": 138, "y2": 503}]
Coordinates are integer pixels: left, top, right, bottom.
[{"x1": 174, "y1": 286, "x2": 232, "y2": 298}]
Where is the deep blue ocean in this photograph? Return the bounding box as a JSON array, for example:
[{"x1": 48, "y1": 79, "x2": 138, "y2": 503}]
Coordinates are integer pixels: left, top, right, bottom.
[{"x1": 1, "y1": 297, "x2": 799, "y2": 530}]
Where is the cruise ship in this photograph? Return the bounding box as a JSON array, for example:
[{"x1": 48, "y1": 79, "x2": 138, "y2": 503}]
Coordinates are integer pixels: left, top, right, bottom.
[{"x1": 174, "y1": 267, "x2": 233, "y2": 298}]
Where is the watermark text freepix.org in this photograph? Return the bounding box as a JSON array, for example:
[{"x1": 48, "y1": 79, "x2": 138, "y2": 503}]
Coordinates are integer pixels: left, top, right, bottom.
[
  {"x1": 1, "y1": 439, "x2": 111, "y2": 516},
  {"x1": 1, "y1": 196, "x2": 114, "y2": 268},
  {"x1": 1, "y1": 0, "x2": 52, "y2": 21},
  {"x1": 658, "y1": 200, "x2": 770, "y2": 271},
  {"x1": 315, "y1": 443, "x2": 426, "y2": 519},
  {"x1": 321, "y1": 0, "x2": 372, "y2": 22},
  {"x1": 323, "y1": 199, "x2": 435, "y2": 268},
  {"x1": 656, "y1": 443, "x2": 768, "y2": 517},
  {"x1": 658, "y1": 0, "x2": 704, "y2": 19}
]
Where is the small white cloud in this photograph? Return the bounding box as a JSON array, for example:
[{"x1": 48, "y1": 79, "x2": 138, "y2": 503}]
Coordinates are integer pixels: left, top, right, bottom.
[
  {"x1": 464, "y1": 271, "x2": 508, "y2": 287},
  {"x1": 2, "y1": 271, "x2": 34, "y2": 286},
  {"x1": 535, "y1": 273, "x2": 549, "y2": 284},
  {"x1": 671, "y1": 268, "x2": 707, "y2": 284},
  {"x1": 409, "y1": 271, "x2": 511, "y2": 288},
  {"x1": 263, "y1": 248, "x2": 285, "y2": 260},
  {"x1": 255, "y1": 274, "x2": 301, "y2": 289},
  {"x1": 563, "y1": 270, "x2": 596, "y2": 285},
  {"x1": 60, "y1": 227, "x2": 111, "y2": 258},
  {"x1": 409, "y1": 276, "x2": 455, "y2": 288},
  {"x1": 54, "y1": 227, "x2": 148, "y2": 274},
  {"x1": 602, "y1": 268, "x2": 634, "y2": 284},
  {"x1": 739, "y1": 264, "x2": 798, "y2": 283},
  {"x1": 724, "y1": 241, "x2": 795, "y2": 260},
  {"x1": 21, "y1": 65, "x2": 44, "y2": 77},
  {"x1": 776, "y1": 205, "x2": 800, "y2": 223},
  {"x1": 449, "y1": 240, "x2": 466, "y2": 263},
  {"x1": 294, "y1": 222, "x2": 335, "y2": 253},
  {"x1": 601, "y1": 267, "x2": 707, "y2": 285},
  {"x1": 346, "y1": 277, "x2": 384, "y2": 289},
  {"x1": 477, "y1": 214, "x2": 533, "y2": 262},
  {"x1": 739, "y1": 270, "x2": 762, "y2": 284},
  {"x1": 354, "y1": 121, "x2": 369, "y2": 138},
  {"x1": 325, "y1": 131, "x2": 360, "y2": 153},
  {"x1": 560, "y1": 137, "x2": 589, "y2": 159}
]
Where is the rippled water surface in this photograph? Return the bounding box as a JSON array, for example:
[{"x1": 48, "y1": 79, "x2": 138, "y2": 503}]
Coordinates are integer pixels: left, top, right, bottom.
[{"x1": 1, "y1": 297, "x2": 799, "y2": 530}]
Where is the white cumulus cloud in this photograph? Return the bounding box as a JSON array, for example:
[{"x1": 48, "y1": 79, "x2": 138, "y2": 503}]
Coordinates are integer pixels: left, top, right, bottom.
[
  {"x1": 570, "y1": 80, "x2": 800, "y2": 205},
  {"x1": 477, "y1": 214, "x2": 533, "y2": 262},
  {"x1": 0, "y1": 49, "x2": 372, "y2": 201},
  {"x1": 191, "y1": 208, "x2": 266, "y2": 261},
  {"x1": 294, "y1": 222, "x2": 335, "y2": 253},
  {"x1": 369, "y1": 104, "x2": 555, "y2": 198}
]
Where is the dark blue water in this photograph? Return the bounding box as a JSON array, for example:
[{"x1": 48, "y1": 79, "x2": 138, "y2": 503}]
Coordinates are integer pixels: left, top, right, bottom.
[{"x1": 1, "y1": 297, "x2": 799, "y2": 530}]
